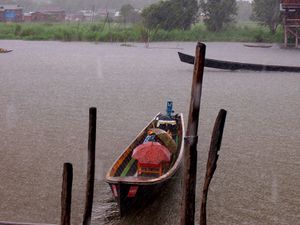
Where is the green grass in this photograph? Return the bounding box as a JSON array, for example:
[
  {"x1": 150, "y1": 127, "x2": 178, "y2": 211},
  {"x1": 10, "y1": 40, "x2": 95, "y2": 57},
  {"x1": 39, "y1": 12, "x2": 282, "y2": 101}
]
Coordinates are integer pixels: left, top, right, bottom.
[{"x1": 0, "y1": 21, "x2": 284, "y2": 43}]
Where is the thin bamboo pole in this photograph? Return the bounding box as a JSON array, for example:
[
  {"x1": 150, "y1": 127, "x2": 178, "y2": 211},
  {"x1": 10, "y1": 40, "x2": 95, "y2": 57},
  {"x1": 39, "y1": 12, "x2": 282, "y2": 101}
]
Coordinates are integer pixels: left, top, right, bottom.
[
  {"x1": 180, "y1": 42, "x2": 206, "y2": 225},
  {"x1": 82, "y1": 107, "x2": 97, "y2": 225},
  {"x1": 61, "y1": 163, "x2": 73, "y2": 225},
  {"x1": 200, "y1": 109, "x2": 227, "y2": 225}
]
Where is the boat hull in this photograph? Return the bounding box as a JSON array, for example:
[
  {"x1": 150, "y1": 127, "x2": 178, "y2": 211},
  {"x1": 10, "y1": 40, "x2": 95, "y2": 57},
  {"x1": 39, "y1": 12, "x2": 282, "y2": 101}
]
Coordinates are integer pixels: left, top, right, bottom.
[
  {"x1": 178, "y1": 51, "x2": 300, "y2": 72},
  {"x1": 106, "y1": 113, "x2": 184, "y2": 216},
  {"x1": 109, "y1": 182, "x2": 166, "y2": 216}
]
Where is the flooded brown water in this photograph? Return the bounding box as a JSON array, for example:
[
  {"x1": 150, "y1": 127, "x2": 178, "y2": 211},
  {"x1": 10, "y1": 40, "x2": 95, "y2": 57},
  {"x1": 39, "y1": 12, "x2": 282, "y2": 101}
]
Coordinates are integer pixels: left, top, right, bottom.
[{"x1": 0, "y1": 41, "x2": 299, "y2": 225}]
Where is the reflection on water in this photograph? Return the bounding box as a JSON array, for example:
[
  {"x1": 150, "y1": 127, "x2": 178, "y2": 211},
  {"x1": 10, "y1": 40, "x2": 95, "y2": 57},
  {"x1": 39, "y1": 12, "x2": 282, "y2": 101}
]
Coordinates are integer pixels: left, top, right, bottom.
[
  {"x1": 92, "y1": 186, "x2": 119, "y2": 225},
  {"x1": 0, "y1": 41, "x2": 299, "y2": 225}
]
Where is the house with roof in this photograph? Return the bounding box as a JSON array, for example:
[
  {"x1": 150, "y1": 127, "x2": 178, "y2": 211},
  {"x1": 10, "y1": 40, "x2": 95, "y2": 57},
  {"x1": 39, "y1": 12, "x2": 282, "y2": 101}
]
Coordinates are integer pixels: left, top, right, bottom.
[
  {"x1": 24, "y1": 5, "x2": 66, "y2": 22},
  {"x1": 0, "y1": 5, "x2": 23, "y2": 22}
]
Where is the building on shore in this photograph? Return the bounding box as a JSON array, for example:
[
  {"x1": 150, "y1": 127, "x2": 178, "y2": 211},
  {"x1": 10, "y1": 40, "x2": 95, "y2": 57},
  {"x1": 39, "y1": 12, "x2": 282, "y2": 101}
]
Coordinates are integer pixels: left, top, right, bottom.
[
  {"x1": 281, "y1": 0, "x2": 300, "y2": 47},
  {"x1": 24, "y1": 8, "x2": 66, "y2": 22},
  {"x1": 65, "y1": 9, "x2": 118, "y2": 22},
  {"x1": 0, "y1": 5, "x2": 23, "y2": 22}
]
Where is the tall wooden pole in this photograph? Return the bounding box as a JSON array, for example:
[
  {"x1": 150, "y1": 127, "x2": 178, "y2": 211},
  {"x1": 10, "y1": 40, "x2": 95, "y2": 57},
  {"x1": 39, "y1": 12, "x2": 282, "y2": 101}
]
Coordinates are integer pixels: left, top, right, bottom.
[
  {"x1": 82, "y1": 107, "x2": 97, "y2": 225},
  {"x1": 180, "y1": 42, "x2": 206, "y2": 225},
  {"x1": 200, "y1": 109, "x2": 227, "y2": 225},
  {"x1": 61, "y1": 163, "x2": 73, "y2": 225}
]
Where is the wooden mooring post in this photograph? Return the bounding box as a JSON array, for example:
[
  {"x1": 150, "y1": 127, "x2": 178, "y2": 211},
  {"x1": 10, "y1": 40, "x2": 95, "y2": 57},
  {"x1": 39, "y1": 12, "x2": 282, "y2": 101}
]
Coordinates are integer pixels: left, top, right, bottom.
[
  {"x1": 82, "y1": 107, "x2": 97, "y2": 225},
  {"x1": 61, "y1": 163, "x2": 73, "y2": 225},
  {"x1": 180, "y1": 42, "x2": 206, "y2": 225},
  {"x1": 200, "y1": 109, "x2": 227, "y2": 225}
]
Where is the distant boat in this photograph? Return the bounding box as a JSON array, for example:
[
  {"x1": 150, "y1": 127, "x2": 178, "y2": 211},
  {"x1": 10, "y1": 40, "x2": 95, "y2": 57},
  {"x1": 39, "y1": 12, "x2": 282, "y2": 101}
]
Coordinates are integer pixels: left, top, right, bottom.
[
  {"x1": 178, "y1": 52, "x2": 300, "y2": 72},
  {"x1": 244, "y1": 44, "x2": 272, "y2": 48},
  {"x1": 0, "y1": 48, "x2": 13, "y2": 53},
  {"x1": 105, "y1": 101, "x2": 184, "y2": 216}
]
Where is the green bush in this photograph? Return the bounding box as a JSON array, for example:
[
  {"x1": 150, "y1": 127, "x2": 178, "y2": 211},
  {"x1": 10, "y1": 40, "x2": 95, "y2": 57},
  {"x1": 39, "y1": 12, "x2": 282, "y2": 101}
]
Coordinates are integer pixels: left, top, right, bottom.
[{"x1": 14, "y1": 24, "x2": 22, "y2": 36}]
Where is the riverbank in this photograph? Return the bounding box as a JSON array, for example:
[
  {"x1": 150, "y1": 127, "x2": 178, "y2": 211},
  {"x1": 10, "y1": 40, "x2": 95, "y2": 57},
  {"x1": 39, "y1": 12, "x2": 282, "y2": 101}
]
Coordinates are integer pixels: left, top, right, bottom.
[{"x1": 0, "y1": 22, "x2": 283, "y2": 43}]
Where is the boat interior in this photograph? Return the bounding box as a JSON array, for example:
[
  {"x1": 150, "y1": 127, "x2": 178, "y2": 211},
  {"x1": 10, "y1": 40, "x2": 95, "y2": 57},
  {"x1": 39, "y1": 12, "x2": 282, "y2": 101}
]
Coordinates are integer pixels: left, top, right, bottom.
[{"x1": 108, "y1": 114, "x2": 183, "y2": 179}]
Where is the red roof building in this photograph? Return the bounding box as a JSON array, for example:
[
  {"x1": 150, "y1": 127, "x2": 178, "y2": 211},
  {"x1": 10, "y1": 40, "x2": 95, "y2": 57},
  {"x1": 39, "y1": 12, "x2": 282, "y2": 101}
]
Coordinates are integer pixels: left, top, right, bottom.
[{"x1": 24, "y1": 9, "x2": 65, "y2": 22}]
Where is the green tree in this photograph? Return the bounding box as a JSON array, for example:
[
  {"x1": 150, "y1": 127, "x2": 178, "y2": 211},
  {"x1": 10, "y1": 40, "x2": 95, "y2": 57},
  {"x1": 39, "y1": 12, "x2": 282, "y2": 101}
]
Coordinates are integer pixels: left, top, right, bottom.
[
  {"x1": 252, "y1": 0, "x2": 281, "y2": 34},
  {"x1": 142, "y1": 0, "x2": 198, "y2": 30},
  {"x1": 200, "y1": 0, "x2": 237, "y2": 32},
  {"x1": 120, "y1": 4, "x2": 141, "y2": 24}
]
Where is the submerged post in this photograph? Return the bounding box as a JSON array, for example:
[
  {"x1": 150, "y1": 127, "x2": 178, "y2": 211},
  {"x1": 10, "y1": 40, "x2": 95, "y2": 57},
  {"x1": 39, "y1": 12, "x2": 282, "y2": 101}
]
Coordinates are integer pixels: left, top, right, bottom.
[
  {"x1": 61, "y1": 163, "x2": 73, "y2": 225},
  {"x1": 180, "y1": 42, "x2": 206, "y2": 225},
  {"x1": 82, "y1": 107, "x2": 97, "y2": 225},
  {"x1": 200, "y1": 109, "x2": 227, "y2": 225}
]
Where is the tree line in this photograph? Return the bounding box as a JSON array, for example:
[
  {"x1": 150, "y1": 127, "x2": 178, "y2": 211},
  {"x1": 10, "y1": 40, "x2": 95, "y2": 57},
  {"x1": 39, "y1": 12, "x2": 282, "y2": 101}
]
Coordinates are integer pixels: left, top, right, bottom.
[{"x1": 139, "y1": 0, "x2": 281, "y2": 34}]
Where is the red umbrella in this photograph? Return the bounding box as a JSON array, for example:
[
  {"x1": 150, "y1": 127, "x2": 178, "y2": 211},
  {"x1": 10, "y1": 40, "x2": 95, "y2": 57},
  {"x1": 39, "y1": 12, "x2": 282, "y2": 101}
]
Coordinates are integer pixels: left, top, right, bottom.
[{"x1": 132, "y1": 142, "x2": 171, "y2": 164}]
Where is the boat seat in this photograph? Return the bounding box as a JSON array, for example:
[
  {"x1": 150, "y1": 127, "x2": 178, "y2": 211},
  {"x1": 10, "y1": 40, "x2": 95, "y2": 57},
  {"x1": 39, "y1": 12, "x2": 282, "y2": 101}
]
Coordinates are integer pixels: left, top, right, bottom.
[{"x1": 137, "y1": 162, "x2": 163, "y2": 177}]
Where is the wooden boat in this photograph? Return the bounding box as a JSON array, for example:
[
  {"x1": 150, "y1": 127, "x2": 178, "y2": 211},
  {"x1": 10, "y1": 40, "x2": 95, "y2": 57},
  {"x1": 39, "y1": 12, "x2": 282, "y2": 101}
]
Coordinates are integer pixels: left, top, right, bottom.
[
  {"x1": 178, "y1": 51, "x2": 300, "y2": 72},
  {"x1": 244, "y1": 43, "x2": 272, "y2": 48},
  {"x1": 105, "y1": 102, "x2": 184, "y2": 216},
  {"x1": 0, "y1": 48, "x2": 13, "y2": 53}
]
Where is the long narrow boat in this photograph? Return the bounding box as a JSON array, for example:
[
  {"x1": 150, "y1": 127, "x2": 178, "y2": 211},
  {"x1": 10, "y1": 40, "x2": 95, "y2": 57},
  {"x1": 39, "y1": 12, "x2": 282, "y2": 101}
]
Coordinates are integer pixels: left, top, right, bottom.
[
  {"x1": 105, "y1": 102, "x2": 184, "y2": 216},
  {"x1": 243, "y1": 43, "x2": 272, "y2": 48},
  {"x1": 178, "y1": 51, "x2": 300, "y2": 72}
]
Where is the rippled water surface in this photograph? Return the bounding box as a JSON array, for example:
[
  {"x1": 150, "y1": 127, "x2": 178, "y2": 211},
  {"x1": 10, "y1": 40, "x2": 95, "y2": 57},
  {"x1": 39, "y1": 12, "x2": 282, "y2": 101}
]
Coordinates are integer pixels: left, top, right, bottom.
[{"x1": 0, "y1": 41, "x2": 299, "y2": 225}]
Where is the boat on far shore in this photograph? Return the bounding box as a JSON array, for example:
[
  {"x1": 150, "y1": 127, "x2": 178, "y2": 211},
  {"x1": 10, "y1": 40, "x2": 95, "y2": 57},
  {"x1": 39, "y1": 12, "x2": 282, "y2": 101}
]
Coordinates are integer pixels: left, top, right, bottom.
[
  {"x1": 244, "y1": 43, "x2": 272, "y2": 48},
  {"x1": 0, "y1": 48, "x2": 13, "y2": 53}
]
